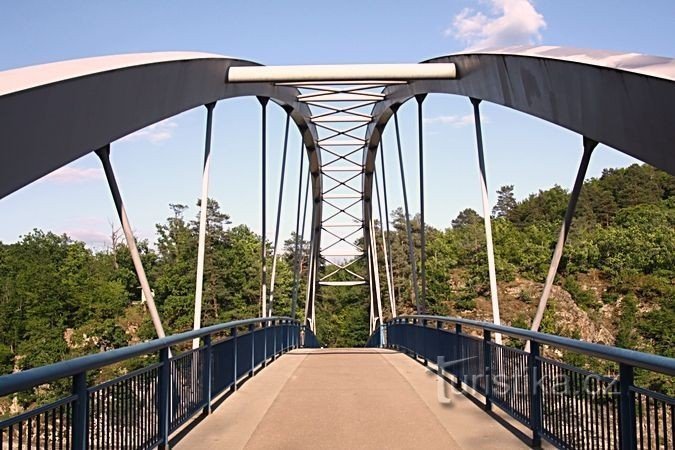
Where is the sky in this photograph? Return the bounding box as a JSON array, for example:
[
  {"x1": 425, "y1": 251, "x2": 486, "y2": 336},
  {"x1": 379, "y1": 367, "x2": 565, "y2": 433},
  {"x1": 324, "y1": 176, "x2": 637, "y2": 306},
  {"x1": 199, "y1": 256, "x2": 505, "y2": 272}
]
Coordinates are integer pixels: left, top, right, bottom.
[{"x1": 1, "y1": 1, "x2": 674, "y2": 248}]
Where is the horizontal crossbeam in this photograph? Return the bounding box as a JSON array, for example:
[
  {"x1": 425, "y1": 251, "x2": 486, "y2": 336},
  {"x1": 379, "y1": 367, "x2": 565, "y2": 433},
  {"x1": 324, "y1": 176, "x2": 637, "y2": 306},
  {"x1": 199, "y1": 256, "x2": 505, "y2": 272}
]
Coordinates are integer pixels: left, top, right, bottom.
[{"x1": 227, "y1": 63, "x2": 457, "y2": 83}]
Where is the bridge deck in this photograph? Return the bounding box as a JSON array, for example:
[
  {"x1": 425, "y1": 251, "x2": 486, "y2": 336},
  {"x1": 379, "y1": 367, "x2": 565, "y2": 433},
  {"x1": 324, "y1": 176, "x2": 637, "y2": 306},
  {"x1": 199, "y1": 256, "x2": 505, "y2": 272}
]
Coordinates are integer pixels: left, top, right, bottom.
[{"x1": 175, "y1": 348, "x2": 530, "y2": 449}]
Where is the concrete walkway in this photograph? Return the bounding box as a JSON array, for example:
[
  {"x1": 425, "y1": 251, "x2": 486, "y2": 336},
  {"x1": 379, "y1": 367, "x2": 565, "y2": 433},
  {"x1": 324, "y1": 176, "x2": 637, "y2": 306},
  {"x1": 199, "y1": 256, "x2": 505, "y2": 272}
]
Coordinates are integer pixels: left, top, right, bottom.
[{"x1": 174, "y1": 348, "x2": 531, "y2": 449}]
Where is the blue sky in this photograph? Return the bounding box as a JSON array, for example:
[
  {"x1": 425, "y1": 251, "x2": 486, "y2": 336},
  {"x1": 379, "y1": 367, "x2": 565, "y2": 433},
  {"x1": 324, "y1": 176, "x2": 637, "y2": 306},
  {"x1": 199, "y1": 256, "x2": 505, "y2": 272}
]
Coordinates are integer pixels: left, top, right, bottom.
[{"x1": 1, "y1": 1, "x2": 674, "y2": 248}]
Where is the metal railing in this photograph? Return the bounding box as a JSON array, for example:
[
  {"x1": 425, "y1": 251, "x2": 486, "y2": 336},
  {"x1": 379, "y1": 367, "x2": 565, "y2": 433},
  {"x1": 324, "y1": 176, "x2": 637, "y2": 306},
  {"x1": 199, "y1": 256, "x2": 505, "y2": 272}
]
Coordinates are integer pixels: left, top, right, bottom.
[
  {"x1": 0, "y1": 316, "x2": 320, "y2": 449},
  {"x1": 376, "y1": 315, "x2": 675, "y2": 450}
]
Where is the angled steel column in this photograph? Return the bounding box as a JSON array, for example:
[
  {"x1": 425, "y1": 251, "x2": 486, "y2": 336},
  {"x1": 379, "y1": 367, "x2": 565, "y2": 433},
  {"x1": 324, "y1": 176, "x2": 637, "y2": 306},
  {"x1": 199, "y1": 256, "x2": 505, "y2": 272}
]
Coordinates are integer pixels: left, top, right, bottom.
[
  {"x1": 379, "y1": 141, "x2": 397, "y2": 315},
  {"x1": 393, "y1": 111, "x2": 421, "y2": 313},
  {"x1": 304, "y1": 222, "x2": 316, "y2": 328},
  {"x1": 268, "y1": 113, "x2": 291, "y2": 315},
  {"x1": 291, "y1": 146, "x2": 309, "y2": 319},
  {"x1": 304, "y1": 185, "x2": 319, "y2": 332},
  {"x1": 530, "y1": 137, "x2": 597, "y2": 333},
  {"x1": 375, "y1": 171, "x2": 396, "y2": 317},
  {"x1": 192, "y1": 102, "x2": 216, "y2": 349},
  {"x1": 259, "y1": 97, "x2": 269, "y2": 318},
  {"x1": 416, "y1": 94, "x2": 428, "y2": 313},
  {"x1": 96, "y1": 145, "x2": 166, "y2": 339},
  {"x1": 366, "y1": 222, "x2": 375, "y2": 334},
  {"x1": 368, "y1": 216, "x2": 384, "y2": 329},
  {"x1": 471, "y1": 98, "x2": 502, "y2": 344}
]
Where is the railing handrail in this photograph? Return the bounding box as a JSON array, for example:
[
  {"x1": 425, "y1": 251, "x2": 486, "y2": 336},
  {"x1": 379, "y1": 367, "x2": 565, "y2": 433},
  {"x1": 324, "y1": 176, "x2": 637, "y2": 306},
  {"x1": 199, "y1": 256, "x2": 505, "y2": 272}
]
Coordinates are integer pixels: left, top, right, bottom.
[
  {"x1": 391, "y1": 315, "x2": 675, "y2": 376},
  {"x1": 0, "y1": 316, "x2": 297, "y2": 397}
]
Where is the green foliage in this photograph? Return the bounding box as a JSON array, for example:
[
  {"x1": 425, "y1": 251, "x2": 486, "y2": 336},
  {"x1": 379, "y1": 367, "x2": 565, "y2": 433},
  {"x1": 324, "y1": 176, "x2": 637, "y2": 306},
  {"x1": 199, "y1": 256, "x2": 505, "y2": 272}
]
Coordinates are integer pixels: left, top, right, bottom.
[
  {"x1": 492, "y1": 185, "x2": 517, "y2": 218},
  {"x1": 1, "y1": 163, "x2": 674, "y2": 407},
  {"x1": 615, "y1": 294, "x2": 638, "y2": 349},
  {"x1": 563, "y1": 277, "x2": 598, "y2": 310}
]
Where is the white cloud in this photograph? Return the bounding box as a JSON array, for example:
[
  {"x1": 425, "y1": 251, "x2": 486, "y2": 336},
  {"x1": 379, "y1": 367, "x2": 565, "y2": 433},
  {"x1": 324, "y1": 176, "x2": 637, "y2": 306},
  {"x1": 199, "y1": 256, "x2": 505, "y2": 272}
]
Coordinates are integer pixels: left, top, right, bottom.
[
  {"x1": 66, "y1": 228, "x2": 110, "y2": 247},
  {"x1": 424, "y1": 113, "x2": 481, "y2": 127},
  {"x1": 445, "y1": 0, "x2": 546, "y2": 50},
  {"x1": 122, "y1": 119, "x2": 177, "y2": 144},
  {"x1": 41, "y1": 166, "x2": 104, "y2": 184}
]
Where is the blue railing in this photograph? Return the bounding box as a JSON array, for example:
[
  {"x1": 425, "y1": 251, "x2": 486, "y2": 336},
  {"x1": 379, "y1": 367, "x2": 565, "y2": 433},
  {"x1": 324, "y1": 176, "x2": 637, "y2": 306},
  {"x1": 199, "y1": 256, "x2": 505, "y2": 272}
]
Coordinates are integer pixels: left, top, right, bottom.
[
  {"x1": 376, "y1": 315, "x2": 675, "y2": 450},
  {"x1": 0, "y1": 316, "x2": 320, "y2": 449},
  {"x1": 301, "y1": 325, "x2": 322, "y2": 348}
]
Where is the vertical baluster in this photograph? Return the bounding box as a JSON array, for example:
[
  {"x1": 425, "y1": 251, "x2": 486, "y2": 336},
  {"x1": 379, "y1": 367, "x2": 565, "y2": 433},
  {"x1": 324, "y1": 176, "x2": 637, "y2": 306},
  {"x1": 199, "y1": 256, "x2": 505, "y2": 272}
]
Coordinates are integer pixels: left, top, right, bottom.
[
  {"x1": 583, "y1": 372, "x2": 589, "y2": 449},
  {"x1": 662, "y1": 401, "x2": 669, "y2": 450},
  {"x1": 557, "y1": 364, "x2": 564, "y2": 444},
  {"x1": 595, "y1": 378, "x2": 601, "y2": 450},
  {"x1": 654, "y1": 397, "x2": 659, "y2": 450},
  {"x1": 607, "y1": 383, "x2": 613, "y2": 450},
  {"x1": 58, "y1": 404, "x2": 63, "y2": 450},
  {"x1": 36, "y1": 412, "x2": 40, "y2": 450},
  {"x1": 45, "y1": 409, "x2": 50, "y2": 450},
  {"x1": 598, "y1": 379, "x2": 604, "y2": 450}
]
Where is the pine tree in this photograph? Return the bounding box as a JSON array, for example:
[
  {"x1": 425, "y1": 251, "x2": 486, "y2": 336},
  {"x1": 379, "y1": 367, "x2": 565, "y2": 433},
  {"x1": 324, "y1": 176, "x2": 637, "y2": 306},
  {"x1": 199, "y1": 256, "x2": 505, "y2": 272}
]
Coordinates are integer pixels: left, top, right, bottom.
[{"x1": 492, "y1": 185, "x2": 517, "y2": 218}]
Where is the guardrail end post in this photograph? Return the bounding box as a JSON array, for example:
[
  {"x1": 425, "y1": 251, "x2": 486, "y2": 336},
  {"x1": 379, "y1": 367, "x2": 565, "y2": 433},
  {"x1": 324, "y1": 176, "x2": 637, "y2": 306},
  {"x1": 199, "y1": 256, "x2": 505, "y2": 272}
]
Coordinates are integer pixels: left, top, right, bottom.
[
  {"x1": 619, "y1": 363, "x2": 636, "y2": 450},
  {"x1": 71, "y1": 371, "x2": 88, "y2": 450},
  {"x1": 203, "y1": 334, "x2": 212, "y2": 416},
  {"x1": 529, "y1": 341, "x2": 542, "y2": 448},
  {"x1": 158, "y1": 347, "x2": 171, "y2": 449},
  {"x1": 483, "y1": 329, "x2": 492, "y2": 411}
]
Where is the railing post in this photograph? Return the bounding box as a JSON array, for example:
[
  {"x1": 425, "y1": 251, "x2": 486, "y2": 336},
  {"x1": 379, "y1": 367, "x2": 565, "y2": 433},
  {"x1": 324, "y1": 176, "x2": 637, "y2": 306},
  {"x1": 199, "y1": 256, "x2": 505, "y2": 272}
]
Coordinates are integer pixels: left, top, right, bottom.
[
  {"x1": 283, "y1": 320, "x2": 288, "y2": 351},
  {"x1": 232, "y1": 327, "x2": 238, "y2": 392},
  {"x1": 422, "y1": 319, "x2": 428, "y2": 365},
  {"x1": 529, "y1": 341, "x2": 542, "y2": 448},
  {"x1": 290, "y1": 321, "x2": 294, "y2": 349},
  {"x1": 158, "y1": 347, "x2": 171, "y2": 450},
  {"x1": 435, "y1": 320, "x2": 442, "y2": 365},
  {"x1": 71, "y1": 371, "x2": 88, "y2": 450},
  {"x1": 290, "y1": 321, "x2": 294, "y2": 350},
  {"x1": 272, "y1": 319, "x2": 277, "y2": 360},
  {"x1": 289, "y1": 322, "x2": 293, "y2": 350},
  {"x1": 263, "y1": 321, "x2": 268, "y2": 367},
  {"x1": 249, "y1": 323, "x2": 255, "y2": 377},
  {"x1": 202, "y1": 334, "x2": 212, "y2": 415},
  {"x1": 483, "y1": 329, "x2": 492, "y2": 411},
  {"x1": 619, "y1": 363, "x2": 636, "y2": 450},
  {"x1": 405, "y1": 318, "x2": 411, "y2": 354},
  {"x1": 454, "y1": 323, "x2": 462, "y2": 389}
]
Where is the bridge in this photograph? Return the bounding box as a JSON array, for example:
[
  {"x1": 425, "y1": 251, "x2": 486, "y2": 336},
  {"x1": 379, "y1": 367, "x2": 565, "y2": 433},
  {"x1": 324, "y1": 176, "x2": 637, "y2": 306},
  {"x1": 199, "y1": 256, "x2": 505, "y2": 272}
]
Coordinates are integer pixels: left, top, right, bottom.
[{"x1": 0, "y1": 47, "x2": 674, "y2": 449}]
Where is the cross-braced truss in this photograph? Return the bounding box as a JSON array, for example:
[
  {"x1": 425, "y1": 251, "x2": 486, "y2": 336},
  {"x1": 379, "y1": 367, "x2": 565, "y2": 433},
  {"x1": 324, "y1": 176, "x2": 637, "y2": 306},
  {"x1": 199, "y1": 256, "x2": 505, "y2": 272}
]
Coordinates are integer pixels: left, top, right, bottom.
[{"x1": 285, "y1": 81, "x2": 405, "y2": 332}]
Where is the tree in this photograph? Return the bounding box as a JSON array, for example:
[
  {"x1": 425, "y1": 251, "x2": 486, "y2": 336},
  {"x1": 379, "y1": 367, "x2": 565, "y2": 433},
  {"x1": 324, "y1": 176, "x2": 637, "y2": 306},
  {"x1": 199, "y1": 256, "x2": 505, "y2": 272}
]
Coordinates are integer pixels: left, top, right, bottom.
[
  {"x1": 452, "y1": 208, "x2": 481, "y2": 229},
  {"x1": 492, "y1": 185, "x2": 517, "y2": 218}
]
